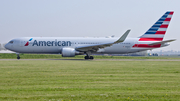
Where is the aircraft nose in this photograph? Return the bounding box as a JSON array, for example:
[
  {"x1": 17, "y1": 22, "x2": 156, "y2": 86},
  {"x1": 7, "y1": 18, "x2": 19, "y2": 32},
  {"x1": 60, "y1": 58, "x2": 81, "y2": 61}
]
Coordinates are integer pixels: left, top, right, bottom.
[{"x1": 5, "y1": 43, "x2": 9, "y2": 49}]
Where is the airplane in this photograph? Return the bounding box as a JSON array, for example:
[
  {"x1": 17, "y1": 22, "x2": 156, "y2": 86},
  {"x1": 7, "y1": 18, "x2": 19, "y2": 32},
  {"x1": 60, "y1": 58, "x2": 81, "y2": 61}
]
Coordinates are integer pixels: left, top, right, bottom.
[{"x1": 5, "y1": 11, "x2": 175, "y2": 60}]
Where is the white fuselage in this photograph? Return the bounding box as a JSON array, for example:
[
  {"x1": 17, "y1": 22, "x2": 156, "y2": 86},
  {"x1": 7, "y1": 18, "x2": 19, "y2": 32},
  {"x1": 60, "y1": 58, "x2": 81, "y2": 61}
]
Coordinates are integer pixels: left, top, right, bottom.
[{"x1": 5, "y1": 37, "x2": 167, "y2": 55}]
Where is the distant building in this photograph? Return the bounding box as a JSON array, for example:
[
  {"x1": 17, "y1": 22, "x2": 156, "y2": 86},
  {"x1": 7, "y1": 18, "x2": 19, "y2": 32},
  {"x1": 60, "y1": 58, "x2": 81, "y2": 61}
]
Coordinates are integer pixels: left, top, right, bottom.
[
  {"x1": 0, "y1": 43, "x2": 1, "y2": 50},
  {"x1": 0, "y1": 43, "x2": 7, "y2": 50},
  {"x1": 148, "y1": 50, "x2": 180, "y2": 56}
]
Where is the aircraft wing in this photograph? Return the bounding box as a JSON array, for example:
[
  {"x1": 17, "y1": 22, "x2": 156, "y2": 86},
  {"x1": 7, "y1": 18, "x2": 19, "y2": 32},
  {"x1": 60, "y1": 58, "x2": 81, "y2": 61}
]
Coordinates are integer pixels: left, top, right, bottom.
[
  {"x1": 148, "y1": 39, "x2": 176, "y2": 46},
  {"x1": 76, "y1": 29, "x2": 130, "y2": 52}
]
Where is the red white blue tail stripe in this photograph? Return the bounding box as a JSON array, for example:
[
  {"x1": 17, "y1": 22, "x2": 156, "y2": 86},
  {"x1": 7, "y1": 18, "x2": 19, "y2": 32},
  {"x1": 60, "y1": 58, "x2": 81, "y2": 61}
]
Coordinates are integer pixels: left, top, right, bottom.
[{"x1": 139, "y1": 11, "x2": 174, "y2": 41}]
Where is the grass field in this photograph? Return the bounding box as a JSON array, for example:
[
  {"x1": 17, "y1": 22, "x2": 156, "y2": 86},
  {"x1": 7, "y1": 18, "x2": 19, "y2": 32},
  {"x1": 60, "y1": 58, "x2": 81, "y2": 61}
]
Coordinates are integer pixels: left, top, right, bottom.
[
  {"x1": 0, "y1": 60, "x2": 180, "y2": 101},
  {"x1": 0, "y1": 53, "x2": 180, "y2": 59}
]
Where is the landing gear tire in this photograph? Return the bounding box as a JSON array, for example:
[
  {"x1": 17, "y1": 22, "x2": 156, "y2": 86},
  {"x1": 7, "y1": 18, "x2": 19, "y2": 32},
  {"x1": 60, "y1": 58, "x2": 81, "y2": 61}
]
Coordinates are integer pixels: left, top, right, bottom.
[
  {"x1": 84, "y1": 56, "x2": 94, "y2": 60},
  {"x1": 17, "y1": 56, "x2": 20, "y2": 60},
  {"x1": 89, "y1": 56, "x2": 94, "y2": 59},
  {"x1": 84, "y1": 56, "x2": 89, "y2": 60}
]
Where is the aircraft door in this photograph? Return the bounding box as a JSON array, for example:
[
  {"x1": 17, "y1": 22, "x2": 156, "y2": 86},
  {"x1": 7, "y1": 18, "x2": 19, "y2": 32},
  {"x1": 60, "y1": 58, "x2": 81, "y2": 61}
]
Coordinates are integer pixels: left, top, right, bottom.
[{"x1": 20, "y1": 40, "x2": 25, "y2": 47}]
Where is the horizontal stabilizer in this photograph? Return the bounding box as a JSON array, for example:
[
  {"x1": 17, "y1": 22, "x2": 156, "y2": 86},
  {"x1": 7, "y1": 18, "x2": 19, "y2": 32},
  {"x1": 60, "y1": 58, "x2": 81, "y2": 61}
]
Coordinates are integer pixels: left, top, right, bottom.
[{"x1": 148, "y1": 39, "x2": 176, "y2": 45}]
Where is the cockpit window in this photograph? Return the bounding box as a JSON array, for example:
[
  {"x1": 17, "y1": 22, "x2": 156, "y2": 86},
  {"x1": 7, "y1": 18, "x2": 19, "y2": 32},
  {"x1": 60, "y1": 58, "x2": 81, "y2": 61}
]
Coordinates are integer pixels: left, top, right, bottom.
[{"x1": 9, "y1": 41, "x2": 13, "y2": 44}]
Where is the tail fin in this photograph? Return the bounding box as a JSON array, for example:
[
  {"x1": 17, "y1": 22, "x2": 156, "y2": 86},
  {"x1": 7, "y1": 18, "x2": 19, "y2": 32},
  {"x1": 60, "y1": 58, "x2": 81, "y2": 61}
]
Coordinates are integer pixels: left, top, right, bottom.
[{"x1": 139, "y1": 11, "x2": 174, "y2": 41}]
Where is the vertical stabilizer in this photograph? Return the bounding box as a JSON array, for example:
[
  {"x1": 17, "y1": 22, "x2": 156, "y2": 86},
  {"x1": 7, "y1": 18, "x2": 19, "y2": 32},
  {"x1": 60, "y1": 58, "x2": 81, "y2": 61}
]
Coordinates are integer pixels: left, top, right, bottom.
[{"x1": 139, "y1": 11, "x2": 174, "y2": 41}]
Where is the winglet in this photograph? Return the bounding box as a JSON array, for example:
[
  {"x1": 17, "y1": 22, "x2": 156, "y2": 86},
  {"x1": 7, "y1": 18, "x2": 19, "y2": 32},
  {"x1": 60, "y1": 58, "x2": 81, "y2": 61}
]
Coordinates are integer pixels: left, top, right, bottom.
[{"x1": 114, "y1": 29, "x2": 130, "y2": 43}]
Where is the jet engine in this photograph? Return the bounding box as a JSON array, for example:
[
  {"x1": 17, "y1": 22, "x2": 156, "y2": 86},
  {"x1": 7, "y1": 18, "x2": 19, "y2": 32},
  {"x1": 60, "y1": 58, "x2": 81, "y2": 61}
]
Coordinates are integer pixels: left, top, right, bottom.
[{"x1": 61, "y1": 48, "x2": 84, "y2": 57}]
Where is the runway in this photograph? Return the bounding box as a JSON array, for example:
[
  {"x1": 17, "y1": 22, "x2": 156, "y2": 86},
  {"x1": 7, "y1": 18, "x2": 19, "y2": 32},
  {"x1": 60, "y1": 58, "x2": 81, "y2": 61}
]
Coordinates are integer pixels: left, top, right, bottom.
[{"x1": 0, "y1": 59, "x2": 180, "y2": 61}]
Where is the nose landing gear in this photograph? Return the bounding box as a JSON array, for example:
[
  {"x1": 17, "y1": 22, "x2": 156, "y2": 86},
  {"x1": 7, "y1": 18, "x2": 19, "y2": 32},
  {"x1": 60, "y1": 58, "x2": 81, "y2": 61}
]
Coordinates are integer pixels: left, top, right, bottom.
[
  {"x1": 17, "y1": 56, "x2": 20, "y2": 59},
  {"x1": 16, "y1": 53, "x2": 20, "y2": 60}
]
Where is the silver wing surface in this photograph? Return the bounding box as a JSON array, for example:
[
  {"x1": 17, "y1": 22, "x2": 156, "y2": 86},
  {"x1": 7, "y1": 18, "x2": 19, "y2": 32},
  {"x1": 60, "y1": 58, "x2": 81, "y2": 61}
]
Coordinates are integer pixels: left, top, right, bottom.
[{"x1": 75, "y1": 29, "x2": 130, "y2": 52}]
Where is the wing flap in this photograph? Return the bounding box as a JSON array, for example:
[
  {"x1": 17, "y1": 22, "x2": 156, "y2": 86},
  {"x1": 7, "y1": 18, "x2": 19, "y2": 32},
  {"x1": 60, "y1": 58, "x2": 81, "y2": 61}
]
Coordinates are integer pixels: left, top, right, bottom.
[{"x1": 76, "y1": 42, "x2": 112, "y2": 52}]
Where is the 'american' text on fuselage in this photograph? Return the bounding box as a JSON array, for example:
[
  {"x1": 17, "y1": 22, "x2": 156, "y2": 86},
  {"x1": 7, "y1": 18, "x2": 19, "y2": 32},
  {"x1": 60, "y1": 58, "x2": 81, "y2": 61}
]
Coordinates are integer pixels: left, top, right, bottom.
[{"x1": 32, "y1": 40, "x2": 71, "y2": 46}]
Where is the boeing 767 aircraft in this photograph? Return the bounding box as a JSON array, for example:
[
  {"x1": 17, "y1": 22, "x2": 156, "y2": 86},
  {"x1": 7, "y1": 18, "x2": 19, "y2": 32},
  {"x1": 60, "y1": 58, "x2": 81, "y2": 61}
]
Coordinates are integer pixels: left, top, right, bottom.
[{"x1": 5, "y1": 11, "x2": 175, "y2": 59}]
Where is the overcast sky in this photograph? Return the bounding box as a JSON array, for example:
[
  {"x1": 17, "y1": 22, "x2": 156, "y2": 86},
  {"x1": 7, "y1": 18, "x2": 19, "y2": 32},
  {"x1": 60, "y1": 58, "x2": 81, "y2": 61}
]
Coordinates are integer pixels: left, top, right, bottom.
[{"x1": 0, "y1": 0, "x2": 179, "y2": 51}]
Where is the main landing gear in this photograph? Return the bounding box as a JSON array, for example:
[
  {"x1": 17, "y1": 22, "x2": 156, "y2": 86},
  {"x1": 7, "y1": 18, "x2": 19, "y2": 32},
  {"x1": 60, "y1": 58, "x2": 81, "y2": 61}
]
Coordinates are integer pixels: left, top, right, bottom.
[
  {"x1": 84, "y1": 56, "x2": 94, "y2": 60},
  {"x1": 84, "y1": 52, "x2": 94, "y2": 60},
  {"x1": 16, "y1": 53, "x2": 20, "y2": 60}
]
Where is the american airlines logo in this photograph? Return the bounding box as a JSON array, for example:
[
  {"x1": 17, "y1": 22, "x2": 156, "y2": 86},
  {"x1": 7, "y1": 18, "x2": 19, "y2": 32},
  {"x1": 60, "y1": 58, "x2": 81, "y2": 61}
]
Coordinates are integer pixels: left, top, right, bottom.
[
  {"x1": 25, "y1": 38, "x2": 72, "y2": 46},
  {"x1": 24, "y1": 38, "x2": 33, "y2": 46},
  {"x1": 32, "y1": 40, "x2": 71, "y2": 46}
]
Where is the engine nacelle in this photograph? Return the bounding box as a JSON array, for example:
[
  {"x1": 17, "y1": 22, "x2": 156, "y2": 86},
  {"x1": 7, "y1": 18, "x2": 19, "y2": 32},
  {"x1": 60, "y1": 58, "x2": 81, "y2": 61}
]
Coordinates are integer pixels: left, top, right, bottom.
[{"x1": 61, "y1": 48, "x2": 76, "y2": 57}]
